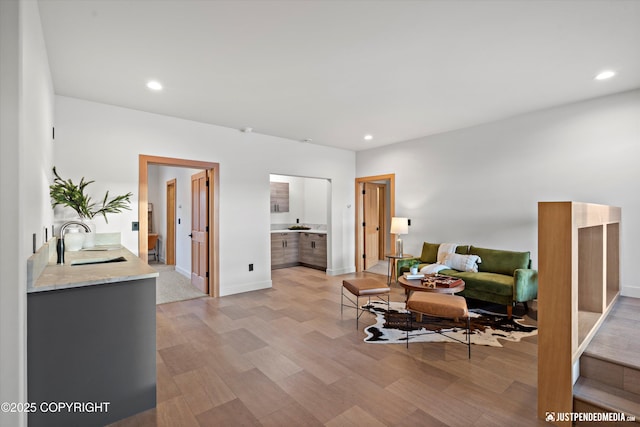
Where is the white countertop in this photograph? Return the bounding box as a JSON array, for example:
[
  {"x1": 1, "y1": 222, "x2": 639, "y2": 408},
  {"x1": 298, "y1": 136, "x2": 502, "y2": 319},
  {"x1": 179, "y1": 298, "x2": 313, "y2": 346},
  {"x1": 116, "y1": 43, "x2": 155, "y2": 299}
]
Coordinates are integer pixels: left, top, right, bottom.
[
  {"x1": 28, "y1": 247, "x2": 159, "y2": 293},
  {"x1": 271, "y1": 229, "x2": 327, "y2": 234}
]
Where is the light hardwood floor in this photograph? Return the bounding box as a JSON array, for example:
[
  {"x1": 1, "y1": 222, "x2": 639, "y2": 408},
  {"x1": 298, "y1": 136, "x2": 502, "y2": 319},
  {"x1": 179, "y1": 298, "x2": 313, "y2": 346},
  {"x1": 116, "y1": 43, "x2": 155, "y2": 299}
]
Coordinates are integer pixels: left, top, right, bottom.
[{"x1": 111, "y1": 266, "x2": 547, "y2": 426}]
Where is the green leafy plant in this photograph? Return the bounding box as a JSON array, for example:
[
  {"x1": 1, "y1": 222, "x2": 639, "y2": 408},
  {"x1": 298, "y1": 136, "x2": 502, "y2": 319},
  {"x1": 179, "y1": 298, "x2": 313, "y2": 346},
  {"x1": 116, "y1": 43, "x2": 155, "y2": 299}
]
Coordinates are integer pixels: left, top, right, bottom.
[{"x1": 50, "y1": 167, "x2": 133, "y2": 223}]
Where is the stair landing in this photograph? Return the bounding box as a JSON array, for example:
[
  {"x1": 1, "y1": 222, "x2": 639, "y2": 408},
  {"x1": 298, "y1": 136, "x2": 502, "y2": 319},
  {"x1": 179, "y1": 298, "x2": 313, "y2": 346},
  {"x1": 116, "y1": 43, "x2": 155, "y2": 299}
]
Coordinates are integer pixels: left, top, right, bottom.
[
  {"x1": 583, "y1": 296, "x2": 640, "y2": 370},
  {"x1": 574, "y1": 296, "x2": 640, "y2": 424}
]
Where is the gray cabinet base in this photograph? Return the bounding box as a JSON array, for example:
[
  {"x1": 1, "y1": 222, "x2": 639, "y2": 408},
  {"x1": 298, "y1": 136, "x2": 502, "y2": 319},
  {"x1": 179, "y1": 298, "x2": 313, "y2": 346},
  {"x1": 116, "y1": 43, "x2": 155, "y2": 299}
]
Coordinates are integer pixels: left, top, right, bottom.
[
  {"x1": 272, "y1": 262, "x2": 327, "y2": 271},
  {"x1": 299, "y1": 263, "x2": 327, "y2": 271},
  {"x1": 27, "y1": 278, "x2": 157, "y2": 427}
]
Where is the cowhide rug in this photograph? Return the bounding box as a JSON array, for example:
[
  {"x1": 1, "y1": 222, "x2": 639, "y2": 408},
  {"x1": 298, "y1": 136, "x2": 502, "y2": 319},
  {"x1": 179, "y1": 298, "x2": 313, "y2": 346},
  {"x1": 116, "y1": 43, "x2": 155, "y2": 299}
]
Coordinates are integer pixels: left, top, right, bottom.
[{"x1": 363, "y1": 301, "x2": 537, "y2": 347}]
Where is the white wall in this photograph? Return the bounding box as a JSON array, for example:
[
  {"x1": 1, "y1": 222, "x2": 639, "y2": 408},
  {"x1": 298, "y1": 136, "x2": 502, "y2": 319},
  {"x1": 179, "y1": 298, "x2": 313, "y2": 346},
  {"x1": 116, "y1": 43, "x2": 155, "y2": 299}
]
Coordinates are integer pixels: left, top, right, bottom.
[
  {"x1": 0, "y1": 1, "x2": 55, "y2": 425},
  {"x1": 22, "y1": 4, "x2": 55, "y2": 248},
  {"x1": 0, "y1": 3, "x2": 22, "y2": 425},
  {"x1": 357, "y1": 89, "x2": 640, "y2": 297},
  {"x1": 54, "y1": 96, "x2": 357, "y2": 296},
  {"x1": 303, "y1": 178, "x2": 330, "y2": 225},
  {"x1": 148, "y1": 164, "x2": 202, "y2": 276},
  {"x1": 270, "y1": 174, "x2": 329, "y2": 226}
]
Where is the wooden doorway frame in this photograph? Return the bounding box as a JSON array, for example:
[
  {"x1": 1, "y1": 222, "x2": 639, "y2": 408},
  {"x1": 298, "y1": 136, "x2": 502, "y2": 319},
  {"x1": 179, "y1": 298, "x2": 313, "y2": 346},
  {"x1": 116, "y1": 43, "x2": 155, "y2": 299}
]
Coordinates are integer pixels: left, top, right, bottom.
[
  {"x1": 139, "y1": 155, "x2": 220, "y2": 297},
  {"x1": 165, "y1": 178, "x2": 177, "y2": 265},
  {"x1": 355, "y1": 173, "x2": 395, "y2": 272},
  {"x1": 376, "y1": 184, "x2": 387, "y2": 259}
]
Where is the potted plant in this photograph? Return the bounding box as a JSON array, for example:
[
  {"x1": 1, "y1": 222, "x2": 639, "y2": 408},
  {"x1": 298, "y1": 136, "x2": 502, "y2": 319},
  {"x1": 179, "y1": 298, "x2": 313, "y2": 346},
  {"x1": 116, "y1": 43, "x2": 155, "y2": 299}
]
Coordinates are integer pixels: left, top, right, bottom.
[
  {"x1": 50, "y1": 167, "x2": 133, "y2": 223},
  {"x1": 410, "y1": 261, "x2": 420, "y2": 275},
  {"x1": 50, "y1": 167, "x2": 133, "y2": 248}
]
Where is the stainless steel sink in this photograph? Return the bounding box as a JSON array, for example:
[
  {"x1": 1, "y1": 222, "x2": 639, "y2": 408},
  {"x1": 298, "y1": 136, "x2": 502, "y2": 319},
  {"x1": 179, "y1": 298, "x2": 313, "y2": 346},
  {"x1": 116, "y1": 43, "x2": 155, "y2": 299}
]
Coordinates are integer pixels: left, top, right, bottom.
[
  {"x1": 70, "y1": 256, "x2": 127, "y2": 266},
  {"x1": 81, "y1": 245, "x2": 123, "y2": 251}
]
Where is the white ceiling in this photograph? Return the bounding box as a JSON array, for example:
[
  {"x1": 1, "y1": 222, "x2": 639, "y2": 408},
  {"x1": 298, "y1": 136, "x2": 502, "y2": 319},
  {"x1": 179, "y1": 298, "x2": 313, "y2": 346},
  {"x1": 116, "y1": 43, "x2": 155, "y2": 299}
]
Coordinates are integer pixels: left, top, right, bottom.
[{"x1": 38, "y1": 0, "x2": 640, "y2": 151}]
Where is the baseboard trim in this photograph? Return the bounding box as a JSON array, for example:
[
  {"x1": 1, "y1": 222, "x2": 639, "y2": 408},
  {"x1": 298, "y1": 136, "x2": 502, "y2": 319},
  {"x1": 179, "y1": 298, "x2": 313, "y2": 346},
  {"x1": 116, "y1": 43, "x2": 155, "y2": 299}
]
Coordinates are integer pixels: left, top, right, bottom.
[
  {"x1": 326, "y1": 266, "x2": 356, "y2": 276},
  {"x1": 175, "y1": 265, "x2": 190, "y2": 278},
  {"x1": 220, "y1": 280, "x2": 272, "y2": 297},
  {"x1": 621, "y1": 286, "x2": 640, "y2": 298}
]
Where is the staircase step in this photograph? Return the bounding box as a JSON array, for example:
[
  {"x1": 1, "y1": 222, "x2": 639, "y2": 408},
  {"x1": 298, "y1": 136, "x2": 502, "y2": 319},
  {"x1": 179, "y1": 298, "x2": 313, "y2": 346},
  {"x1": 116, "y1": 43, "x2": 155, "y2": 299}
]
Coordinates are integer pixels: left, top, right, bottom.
[
  {"x1": 574, "y1": 377, "x2": 640, "y2": 422},
  {"x1": 581, "y1": 353, "x2": 640, "y2": 394},
  {"x1": 583, "y1": 297, "x2": 640, "y2": 371}
]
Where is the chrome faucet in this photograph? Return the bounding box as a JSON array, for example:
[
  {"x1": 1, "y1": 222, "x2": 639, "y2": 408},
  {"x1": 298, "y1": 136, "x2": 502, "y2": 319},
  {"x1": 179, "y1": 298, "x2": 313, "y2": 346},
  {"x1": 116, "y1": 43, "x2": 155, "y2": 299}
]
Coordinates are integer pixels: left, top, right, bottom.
[{"x1": 57, "y1": 221, "x2": 91, "y2": 265}]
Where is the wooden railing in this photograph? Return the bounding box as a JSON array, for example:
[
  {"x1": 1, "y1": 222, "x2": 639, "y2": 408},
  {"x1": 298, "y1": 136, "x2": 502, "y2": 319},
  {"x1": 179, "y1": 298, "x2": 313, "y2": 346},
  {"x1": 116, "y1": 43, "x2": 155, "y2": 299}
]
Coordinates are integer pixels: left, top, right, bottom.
[{"x1": 537, "y1": 202, "x2": 621, "y2": 425}]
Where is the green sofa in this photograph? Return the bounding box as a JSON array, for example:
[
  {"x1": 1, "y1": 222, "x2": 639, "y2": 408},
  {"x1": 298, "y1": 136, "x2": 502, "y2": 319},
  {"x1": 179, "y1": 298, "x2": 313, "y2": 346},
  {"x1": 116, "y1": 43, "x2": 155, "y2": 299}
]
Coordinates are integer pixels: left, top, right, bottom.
[{"x1": 397, "y1": 242, "x2": 538, "y2": 318}]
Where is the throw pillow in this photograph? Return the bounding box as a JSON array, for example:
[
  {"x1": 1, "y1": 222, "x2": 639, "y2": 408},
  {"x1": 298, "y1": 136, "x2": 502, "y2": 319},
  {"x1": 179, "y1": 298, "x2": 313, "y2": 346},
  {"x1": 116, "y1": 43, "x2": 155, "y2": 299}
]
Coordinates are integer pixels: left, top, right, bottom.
[
  {"x1": 443, "y1": 253, "x2": 482, "y2": 273},
  {"x1": 420, "y1": 242, "x2": 440, "y2": 264}
]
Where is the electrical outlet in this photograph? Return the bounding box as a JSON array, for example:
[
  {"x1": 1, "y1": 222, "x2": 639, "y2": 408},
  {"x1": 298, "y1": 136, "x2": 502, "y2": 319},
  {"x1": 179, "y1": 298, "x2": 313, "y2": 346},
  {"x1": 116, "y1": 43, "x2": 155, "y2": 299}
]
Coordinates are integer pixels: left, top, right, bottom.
[
  {"x1": 132, "y1": 221, "x2": 139, "y2": 231},
  {"x1": 249, "y1": 264, "x2": 254, "y2": 271}
]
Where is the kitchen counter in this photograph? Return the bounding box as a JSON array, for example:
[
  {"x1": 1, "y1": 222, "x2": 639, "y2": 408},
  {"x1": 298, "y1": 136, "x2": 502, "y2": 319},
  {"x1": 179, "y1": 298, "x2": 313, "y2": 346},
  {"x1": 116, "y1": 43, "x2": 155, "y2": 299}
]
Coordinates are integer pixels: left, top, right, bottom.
[
  {"x1": 29, "y1": 246, "x2": 158, "y2": 293},
  {"x1": 27, "y1": 243, "x2": 158, "y2": 426},
  {"x1": 271, "y1": 229, "x2": 327, "y2": 234}
]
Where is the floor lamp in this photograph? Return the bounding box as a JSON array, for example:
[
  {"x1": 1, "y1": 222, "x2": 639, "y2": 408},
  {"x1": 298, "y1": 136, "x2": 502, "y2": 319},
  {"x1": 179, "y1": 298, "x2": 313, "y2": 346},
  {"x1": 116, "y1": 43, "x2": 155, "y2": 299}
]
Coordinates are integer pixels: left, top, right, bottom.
[{"x1": 390, "y1": 217, "x2": 409, "y2": 257}]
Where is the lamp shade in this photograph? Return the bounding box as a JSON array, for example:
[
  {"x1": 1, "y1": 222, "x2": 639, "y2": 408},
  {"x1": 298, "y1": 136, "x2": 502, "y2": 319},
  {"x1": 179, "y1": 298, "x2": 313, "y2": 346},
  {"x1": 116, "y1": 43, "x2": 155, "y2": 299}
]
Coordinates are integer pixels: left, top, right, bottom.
[{"x1": 390, "y1": 217, "x2": 409, "y2": 235}]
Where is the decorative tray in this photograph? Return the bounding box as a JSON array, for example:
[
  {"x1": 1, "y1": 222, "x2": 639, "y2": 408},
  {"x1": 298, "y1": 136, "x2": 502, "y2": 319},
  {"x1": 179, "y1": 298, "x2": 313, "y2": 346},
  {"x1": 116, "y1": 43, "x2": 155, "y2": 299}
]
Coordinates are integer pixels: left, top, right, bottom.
[{"x1": 420, "y1": 274, "x2": 463, "y2": 288}]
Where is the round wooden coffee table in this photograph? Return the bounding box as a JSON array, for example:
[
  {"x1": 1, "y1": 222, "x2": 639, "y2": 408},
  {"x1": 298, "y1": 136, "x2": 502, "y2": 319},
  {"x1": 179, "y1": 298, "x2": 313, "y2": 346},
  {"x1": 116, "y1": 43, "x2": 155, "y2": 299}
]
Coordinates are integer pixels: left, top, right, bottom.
[{"x1": 398, "y1": 274, "x2": 465, "y2": 298}]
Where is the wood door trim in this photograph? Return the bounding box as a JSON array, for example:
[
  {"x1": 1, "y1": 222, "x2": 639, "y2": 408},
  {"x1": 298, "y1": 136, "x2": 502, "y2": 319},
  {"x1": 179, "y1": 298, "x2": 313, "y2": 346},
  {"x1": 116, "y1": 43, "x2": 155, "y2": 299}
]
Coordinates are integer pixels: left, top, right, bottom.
[
  {"x1": 166, "y1": 179, "x2": 176, "y2": 265},
  {"x1": 355, "y1": 173, "x2": 395, "y2": 272},
  {"x1": 377, "y1": 184, "x2": 386, "y2": 260},
  {"x1": 139, "y1": 155, "x2": 220, "y2": 297},
  {"x1": 363, "y1": 182, "x2": 380, "y2": 270}
]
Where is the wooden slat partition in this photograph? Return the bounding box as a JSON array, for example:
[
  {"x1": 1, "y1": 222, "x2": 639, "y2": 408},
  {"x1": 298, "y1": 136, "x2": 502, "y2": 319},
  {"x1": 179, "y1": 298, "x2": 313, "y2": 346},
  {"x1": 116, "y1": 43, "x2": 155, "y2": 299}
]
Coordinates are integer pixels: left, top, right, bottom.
[{"x1": 537, "y1": 202, "x2": 621, "y2": 425}]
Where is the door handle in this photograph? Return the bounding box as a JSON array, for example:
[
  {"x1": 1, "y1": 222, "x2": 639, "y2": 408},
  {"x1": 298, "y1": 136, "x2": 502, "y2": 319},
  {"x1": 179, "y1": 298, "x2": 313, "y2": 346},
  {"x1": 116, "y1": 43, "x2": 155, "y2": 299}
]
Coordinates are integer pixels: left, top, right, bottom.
[{"x1": 188, "y1": 233, "x2": 193, "y2": 238}]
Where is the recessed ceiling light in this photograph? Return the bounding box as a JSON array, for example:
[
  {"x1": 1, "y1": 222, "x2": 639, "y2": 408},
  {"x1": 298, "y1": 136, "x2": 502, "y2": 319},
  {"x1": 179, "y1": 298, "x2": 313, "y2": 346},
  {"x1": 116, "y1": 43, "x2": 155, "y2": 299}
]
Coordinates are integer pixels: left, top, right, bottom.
[
  {"x1": 146, "y1": 80, "x2": 163, "y2": 90},
  {"x1": 595, "y1": 70, "x2": 616, "y2": 81},
  {"x1": 364, "y1": 134, "x2": 373, "y2": 141}
]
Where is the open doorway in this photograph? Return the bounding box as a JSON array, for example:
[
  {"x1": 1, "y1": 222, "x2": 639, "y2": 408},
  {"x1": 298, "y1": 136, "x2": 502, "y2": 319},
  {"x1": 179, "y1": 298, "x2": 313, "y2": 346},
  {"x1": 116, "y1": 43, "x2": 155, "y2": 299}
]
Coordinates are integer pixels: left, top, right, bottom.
[
  {"x1": 355, "y1": 173, "x2": 395, "y2": 273},
  {"x1": 138, "y1": 155, "x2": 220, "y2": 297},
  {"x1": 269, "y1": 174, "x2": 331, "y2": 272},
  {"x1": 147, "y1": 168, "x2": 201, "y2": 268}
]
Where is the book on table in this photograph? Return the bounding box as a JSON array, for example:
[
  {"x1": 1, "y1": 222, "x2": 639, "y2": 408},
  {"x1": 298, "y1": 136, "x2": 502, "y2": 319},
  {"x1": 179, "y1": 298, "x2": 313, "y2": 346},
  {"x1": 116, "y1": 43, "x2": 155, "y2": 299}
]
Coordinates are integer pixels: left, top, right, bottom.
[{"x1": 403, "y1": 273, "x2": 425, "y2": 280}]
